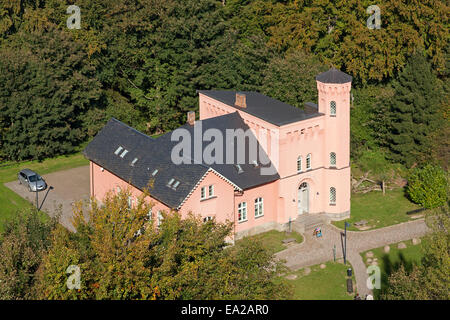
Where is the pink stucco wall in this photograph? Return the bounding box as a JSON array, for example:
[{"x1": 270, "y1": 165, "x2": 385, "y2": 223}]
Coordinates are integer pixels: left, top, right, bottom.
[
  {"x1": 198, "y1": 78, "x2": 352, "y2": 224},
  {"x1": 90, "y1": 77, "x2": 351, "y2": 238}
]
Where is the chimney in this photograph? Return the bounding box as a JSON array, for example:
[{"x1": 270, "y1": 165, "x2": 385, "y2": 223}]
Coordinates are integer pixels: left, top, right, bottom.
[
  {"x1": 187, "y1": 111, "x2": 195, "y2": 126},
  {"x1": 235, "y1": 93, "x2": 246, "y2": 108}
]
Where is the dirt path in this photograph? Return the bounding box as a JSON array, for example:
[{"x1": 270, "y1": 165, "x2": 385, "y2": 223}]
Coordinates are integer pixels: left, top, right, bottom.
[{"x1": 276, "y1": 219, "x2": 430, "y2": 297}]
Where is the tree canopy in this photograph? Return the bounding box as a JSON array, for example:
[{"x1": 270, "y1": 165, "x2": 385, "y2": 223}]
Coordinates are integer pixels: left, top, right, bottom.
[{"x1": 0, "y1": 0, "x2": 448, "y2": 168}]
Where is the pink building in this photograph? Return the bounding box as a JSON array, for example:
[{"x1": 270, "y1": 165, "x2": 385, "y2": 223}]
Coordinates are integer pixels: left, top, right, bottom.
[{"x1": 84, "y1": 68, "x2": 352, "y2": 240}]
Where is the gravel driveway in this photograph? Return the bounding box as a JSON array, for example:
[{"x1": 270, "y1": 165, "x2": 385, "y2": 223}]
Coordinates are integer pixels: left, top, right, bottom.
[{"x1": 4, "y1": 166, "x2": 90, "y2": 232}]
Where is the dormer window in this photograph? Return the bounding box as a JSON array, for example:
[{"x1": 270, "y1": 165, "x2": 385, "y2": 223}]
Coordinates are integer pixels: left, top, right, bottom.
[
  {"x1": 120, "y1": 149, "x2": 129, "y2": 158},
  {"x1": 330, "y1": 101, "x2": 336, "y2": 116},
  {"x1": 167, "y1": 178, "x2": 180, "y2": 190},
  {"x1": 114, "y1": 146, "x2": 123, "y2": 155}
]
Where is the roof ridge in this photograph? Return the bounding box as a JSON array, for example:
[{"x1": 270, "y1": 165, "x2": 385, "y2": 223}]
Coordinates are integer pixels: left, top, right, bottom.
[{"x1": 109, "y1": 118, "x2": 155, "y2": 141}]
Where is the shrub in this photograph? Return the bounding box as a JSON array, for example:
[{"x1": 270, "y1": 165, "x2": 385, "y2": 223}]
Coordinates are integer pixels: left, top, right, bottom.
[{"x1": 406, "y1": 165, "x2": 448, "y2": 208}]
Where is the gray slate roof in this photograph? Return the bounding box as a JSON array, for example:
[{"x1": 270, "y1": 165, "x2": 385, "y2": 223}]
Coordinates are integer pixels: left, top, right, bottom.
[
  {"x1": 197, "y1": 90, "x2": 322, "y2": 126},
  {"x1": 315, "y1": 68, "x2": 352, "y2": 84},
  {"x1": 83, "y1": 113, "x2": 279, "y2": 209}
]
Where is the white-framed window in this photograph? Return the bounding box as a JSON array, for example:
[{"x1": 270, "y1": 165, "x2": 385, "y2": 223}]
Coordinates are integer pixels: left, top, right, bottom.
[
  {"x1": 297, "y1": 156, "x2": 302, "y2": 173},
  {"x1": 235, "y1": 164, "x2": 243, "y2": 174},
  {"x1": 147, "y1": 208, "x2": 153, "y2": 221},
  {"x1": 306, "y1": 153, "x2": 312, "y2": 170},
  {"x1": 120, "y1": 149, "x2": 129, "y2": 158},
  {"x1": 127, "y1": 196, "x2": 133, "y2": 209},
  {"x1": 114, "y1": 146, "x2": 123, "y2": 155},
  {"x1": 157, "y1": 211, "x2": 163, "y2": 227},
  {"x1": 203, "y1": 216, "x2": 213, "y2": 223},
  {"x1": 238, "y1": 202, "x2": 247, "y2": 222},
  {"x1": 330, "y1": 187, "x2": 336, "y2": 205},
  {"x1": 330, "y1": 101, "x2": 336, "y2": 116},
  {"x1": 208, "y1": 185, "x2": 214, "y2": 197},
  {"x1": 330, "y1": 152, "x2": 336, "y2": 167},
  {"x1": 254, "y1": 197, "x2": 264, "y2": 218},
  {"x1": 201, "y1": 186, "x2": 206, "y2": 200}
]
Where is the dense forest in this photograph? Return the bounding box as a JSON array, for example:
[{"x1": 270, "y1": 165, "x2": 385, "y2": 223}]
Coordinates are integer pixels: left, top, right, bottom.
[{"x1": 0, "y1": 0, "x2": 448, "y2": 173}]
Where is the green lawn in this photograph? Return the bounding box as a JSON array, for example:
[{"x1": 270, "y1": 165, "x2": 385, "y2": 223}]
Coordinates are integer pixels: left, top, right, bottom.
[
  {"x1": 360, "y1": 238, "x2": 426, "y2": 299},
  {"x1": 282, "y1": 261, "x2": 356, "y2": 300},
  {"x1": 0, "y1": 153, "x2": 89, "y2": 232},
  {"x1": 236, "y1": 230, "x2": 303, "y2": 255},
  {"x1": 333, "y1": 188, "x2": 426, "y2": 231}
]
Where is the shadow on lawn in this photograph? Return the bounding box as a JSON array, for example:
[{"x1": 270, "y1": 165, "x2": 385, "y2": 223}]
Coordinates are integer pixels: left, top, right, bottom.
[{"x1": 375, "y1": 251, "x2": 418, "y2": 299}]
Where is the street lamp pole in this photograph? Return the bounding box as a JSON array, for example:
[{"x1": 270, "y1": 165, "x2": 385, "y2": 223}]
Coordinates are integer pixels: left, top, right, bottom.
[
  {"x1": 344, "y1": 222, "x2": 350, "y2": 264},
  {"x1": 35, "y1": 179, "x2": 38, "y2": 210}
]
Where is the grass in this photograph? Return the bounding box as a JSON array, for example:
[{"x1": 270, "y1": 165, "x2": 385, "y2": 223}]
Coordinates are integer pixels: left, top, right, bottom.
[
  {"x1": 0, "y1": 153, "x2": 89, "y2": 233},
  {"x1": 333, "y1": 188, "x2": 426, "y2": 231},
  {"x1": 282, "y1": 261, "x2": 356, "y2": 300},
  {"x1": 236, "y1": 230, "x2": 303, "y2": 255},
  {"x1": 360, "y1": 238, "x2": 426, "y2": 299}
]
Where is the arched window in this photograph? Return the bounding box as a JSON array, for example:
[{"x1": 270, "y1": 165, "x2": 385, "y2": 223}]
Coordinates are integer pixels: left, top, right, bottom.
[
  {"x1": 306, "y1": 154, "x2": 312, "y2": 170},
  {"x1": 297, "y1": 156, "x2": 302, "y2": 173},
  {"x1": 330, "y1": 187, "x2": 336, "y2": 205},
  {"x1": 330, "y1": 152, "x2": 336, "y2": 167},
  {"x1": 255, "y1": 197, "x2": 264, "y2": 218},
  {"x1": 330, "y1": 101, "x2": 336, "y2": 116}
]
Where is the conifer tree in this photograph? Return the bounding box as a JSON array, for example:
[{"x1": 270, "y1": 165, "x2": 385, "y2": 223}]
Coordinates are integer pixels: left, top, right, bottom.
[{"x1": 387, "y1": 52, "x2": 442, "y2": 166}]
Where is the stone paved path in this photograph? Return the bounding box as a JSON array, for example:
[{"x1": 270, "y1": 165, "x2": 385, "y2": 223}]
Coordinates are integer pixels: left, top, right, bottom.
[{"x1": 276, "y1": 219, "x2": 430, "y2": 297}]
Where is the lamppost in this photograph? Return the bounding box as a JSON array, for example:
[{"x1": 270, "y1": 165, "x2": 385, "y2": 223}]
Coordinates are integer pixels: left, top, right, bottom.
[
  {"x1": 35, "y1": 178, "x2": 38, "y2": 210},
  {"x1": 343, "y1": 221, "x2": 350, "y2": 264}
]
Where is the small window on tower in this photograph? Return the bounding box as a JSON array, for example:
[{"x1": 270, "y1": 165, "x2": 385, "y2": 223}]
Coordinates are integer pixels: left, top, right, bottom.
[
  {"x1": 297, "y1": 156, "x2": 302, "y2": 173},
  {"x1": 306, "y1": 154, "x2": 312, "y2": 170},
  {"x1": 330, "y1": 152, "x2": 336, "y2": 167},
  {"x1": 330, "y1": 101, "x2": 336, "y2": 116},
  {"x1": 330, "y1": 187, "x2": 336, "y2": 205}
]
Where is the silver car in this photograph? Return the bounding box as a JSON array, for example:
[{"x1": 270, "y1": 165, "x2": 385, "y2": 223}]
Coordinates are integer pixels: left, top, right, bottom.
[{"x1": 18, "y1": 169, "x2": 47, "y2": 192}]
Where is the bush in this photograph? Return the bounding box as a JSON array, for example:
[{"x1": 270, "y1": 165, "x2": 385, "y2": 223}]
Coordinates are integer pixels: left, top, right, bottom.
[
  {"x1": 0, "y1": 209, "x2": 57, "y2": 299},
  {"x1": 406, "y1": 165, "x2": 448, "y2": 208}
]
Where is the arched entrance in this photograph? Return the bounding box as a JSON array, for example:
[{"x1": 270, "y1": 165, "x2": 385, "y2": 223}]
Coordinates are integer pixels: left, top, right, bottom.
[{"x1": 298, "y1": 182, "x2": 309, "y2": 215}]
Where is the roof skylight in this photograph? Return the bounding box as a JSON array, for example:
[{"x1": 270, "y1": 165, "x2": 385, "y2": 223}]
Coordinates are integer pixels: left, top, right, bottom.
[
  {"x1": 172, "y1": 181, "x2": 180, "y2": 189},
  {"x1": 235, "y1": 164, "x2": 243, "y2": 174},
  {"x1": 152, "y1": 169, "x2": 159, "y2": 176},
  {"x1": 131, "y1": 158, "x2": 138, "y2": 166},
  {"x1": 120, "y1": 149, "x2": 129, "y2": 158},
  {"x1": 114, "y1": 146, "x2": 123, "y2": 155}
]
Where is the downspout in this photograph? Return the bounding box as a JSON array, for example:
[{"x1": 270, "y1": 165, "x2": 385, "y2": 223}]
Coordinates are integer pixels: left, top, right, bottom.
[
  {"x1": 233, "y1": 190, "x2": 236, "y2": 242},
  {"x1": 91, "y1": 161, "x2": 94, "y2": 199}
]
